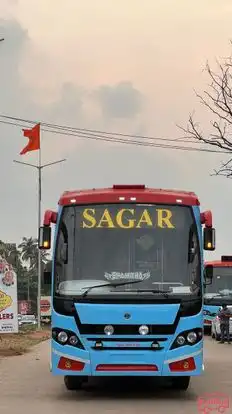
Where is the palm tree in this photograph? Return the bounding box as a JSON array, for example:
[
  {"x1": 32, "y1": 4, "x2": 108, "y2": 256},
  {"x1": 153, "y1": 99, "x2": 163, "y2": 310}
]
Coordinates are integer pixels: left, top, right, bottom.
[
  {"x1": 18, "y1": 237, "x2": 50, "y2": 301},
  {"x1": 19, "y1": 237, "x2": 49, "y2": 266},
  {"x1": 18, "y1": 237, "x2": 38, "y2": 269}
]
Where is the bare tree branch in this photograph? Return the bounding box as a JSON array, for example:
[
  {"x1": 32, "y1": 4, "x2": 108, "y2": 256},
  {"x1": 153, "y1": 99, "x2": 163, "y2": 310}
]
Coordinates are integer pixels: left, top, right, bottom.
[{"x1": 179, "y1": 45, "x2": 232, "y2": 177}]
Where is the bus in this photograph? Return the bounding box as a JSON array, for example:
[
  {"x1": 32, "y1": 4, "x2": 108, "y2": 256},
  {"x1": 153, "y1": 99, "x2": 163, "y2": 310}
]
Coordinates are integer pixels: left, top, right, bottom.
[
  {"x1": 39, "y1": 185, "x2": 215, "y2": 391},
  {"x1": 204, "y1": 256, "x2": 232, "y2": 330}
]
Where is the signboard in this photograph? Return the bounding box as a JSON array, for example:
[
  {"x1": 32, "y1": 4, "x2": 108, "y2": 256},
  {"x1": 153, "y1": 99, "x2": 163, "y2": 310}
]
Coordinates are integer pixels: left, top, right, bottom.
[
  {"x1": 81, "y1": 207, "x2": 175, "y2": 229},
  {"x1": 0, "y1": 256, "x2": 18, "y2": 333},
  {"x1": 18, "y1": 300, "x2": 31, "y2": 315},
  {"x1": 40, "y1": 296, "x2": 51, "y2": 316}
]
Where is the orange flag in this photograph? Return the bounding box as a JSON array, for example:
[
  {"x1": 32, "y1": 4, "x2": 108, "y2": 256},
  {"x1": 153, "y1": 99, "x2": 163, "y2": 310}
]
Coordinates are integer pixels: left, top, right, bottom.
[{"x1": 20, "y1": 123, "x2": 40, "y2": 155}]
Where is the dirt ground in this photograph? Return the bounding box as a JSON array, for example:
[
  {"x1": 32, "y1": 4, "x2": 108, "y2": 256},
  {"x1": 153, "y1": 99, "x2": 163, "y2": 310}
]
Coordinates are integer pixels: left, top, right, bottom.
[
  {"x1": 0, "y1": 327, "x2": 50, "y2": 356},
  {"x1": 0, "y1": 336, "x2": 231, "y2": 414}
]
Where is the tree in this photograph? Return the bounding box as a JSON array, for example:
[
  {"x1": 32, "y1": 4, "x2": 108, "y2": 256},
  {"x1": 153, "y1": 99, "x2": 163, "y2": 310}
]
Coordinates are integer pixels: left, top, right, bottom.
[
  {"x1": 18, "y1": 237, "x2": 37, "y2": 268},
  {"x1": 180, "y1": 45, "x2": 232, "y2": 177},
  {"x1": 18, "y1": 237, "x2": 50, "y2": 309},
  {"x1": 0, "y1": 237, "x2": 51, "y2": 313},
  {"x1": 18, "y1": 237, "x2": 49, "y2": 269}
]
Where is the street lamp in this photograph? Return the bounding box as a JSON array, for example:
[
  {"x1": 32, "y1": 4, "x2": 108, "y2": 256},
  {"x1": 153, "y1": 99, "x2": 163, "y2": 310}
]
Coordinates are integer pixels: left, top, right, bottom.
[{"x1": 13, "y1": 158, "x2": 66, "y2": 328}]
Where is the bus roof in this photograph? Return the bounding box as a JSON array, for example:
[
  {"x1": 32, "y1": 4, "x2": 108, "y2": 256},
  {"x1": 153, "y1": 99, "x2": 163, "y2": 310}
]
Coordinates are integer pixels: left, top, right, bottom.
[{"x1": 58, "y1": 185, "x2": 200, "y2": 206}]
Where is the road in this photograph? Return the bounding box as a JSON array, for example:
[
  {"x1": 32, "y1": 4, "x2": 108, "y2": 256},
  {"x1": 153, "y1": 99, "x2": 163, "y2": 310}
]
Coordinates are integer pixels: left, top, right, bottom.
[{"x1": 0, "y1": 337, "x2": 231, "y2": 414}]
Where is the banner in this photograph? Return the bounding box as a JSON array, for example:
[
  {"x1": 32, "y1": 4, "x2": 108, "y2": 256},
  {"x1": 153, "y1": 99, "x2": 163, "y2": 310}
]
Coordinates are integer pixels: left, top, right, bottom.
[
  {"x1": 40, "y1": 296, "x2": 51, "y2": 317},
  {"x1": 0, "y1": 256, "x2": 18, "y2": 333},
  {"x1": 18, "y1": 300, "x2": 31, "y2": 315}
]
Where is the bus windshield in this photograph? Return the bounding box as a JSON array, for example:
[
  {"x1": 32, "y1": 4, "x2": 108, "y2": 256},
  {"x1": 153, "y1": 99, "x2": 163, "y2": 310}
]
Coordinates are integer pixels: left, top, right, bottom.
[
  {"x1": 204, "y1": 266, "x2": 232, "y2": 298},
  {"x1": 54, "y1": 204, "x2": 201, "y2": 298}
]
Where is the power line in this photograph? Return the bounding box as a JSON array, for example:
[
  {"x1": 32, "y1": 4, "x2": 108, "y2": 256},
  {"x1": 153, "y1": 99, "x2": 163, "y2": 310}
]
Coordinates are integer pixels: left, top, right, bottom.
[
  {"x1": 0, "y1": 114, "x2": 230, "y2": 154},
  {"x1": 0, "y1": 117, "x2": 226, "y2": 153},
  {"x1": 0, "y1": 113, "x2": 196, "y2": 143}
]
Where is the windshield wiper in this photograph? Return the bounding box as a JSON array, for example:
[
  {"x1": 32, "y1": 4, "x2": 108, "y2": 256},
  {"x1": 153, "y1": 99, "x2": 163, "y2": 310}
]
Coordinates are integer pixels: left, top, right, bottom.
[{"x1": 81, "y1": 279, "x2": 144, "y2": 298}]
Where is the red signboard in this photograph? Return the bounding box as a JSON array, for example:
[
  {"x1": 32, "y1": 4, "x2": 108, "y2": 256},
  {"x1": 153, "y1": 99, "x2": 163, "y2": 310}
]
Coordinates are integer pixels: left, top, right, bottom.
[
  {"x1": 40, "y1": 296, "x2": 51, "y2": 316},
  {"x1": 18, "y1": 300, "x2": 31, "y2": 315}
]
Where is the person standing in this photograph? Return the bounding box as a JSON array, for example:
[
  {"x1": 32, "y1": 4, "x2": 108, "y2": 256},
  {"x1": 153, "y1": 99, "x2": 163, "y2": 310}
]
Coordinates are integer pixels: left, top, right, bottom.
[{"x1": 218, "y1": 304, "x2": 231, "y2": 344}]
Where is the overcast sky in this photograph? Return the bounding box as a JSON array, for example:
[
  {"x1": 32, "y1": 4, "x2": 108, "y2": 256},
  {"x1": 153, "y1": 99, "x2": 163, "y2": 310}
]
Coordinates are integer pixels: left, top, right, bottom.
[{"x1": 1, "y1": 0, "x2": 232, "y2": 260}]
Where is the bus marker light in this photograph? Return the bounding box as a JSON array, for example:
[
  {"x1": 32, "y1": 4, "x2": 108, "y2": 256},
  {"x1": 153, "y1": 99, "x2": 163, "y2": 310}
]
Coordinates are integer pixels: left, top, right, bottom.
[
  {"x1": 58, "y1": 357, "x2": 85, "y2": 371},
  {"x1": 169, "y1": 357, "x2": 196, "y2": 372}
]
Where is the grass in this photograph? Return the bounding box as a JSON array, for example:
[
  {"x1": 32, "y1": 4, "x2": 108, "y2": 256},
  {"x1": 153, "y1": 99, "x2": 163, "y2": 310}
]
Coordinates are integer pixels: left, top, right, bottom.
[{"x1": 0, "y1": 325, "x2": 51, "y2": 356}]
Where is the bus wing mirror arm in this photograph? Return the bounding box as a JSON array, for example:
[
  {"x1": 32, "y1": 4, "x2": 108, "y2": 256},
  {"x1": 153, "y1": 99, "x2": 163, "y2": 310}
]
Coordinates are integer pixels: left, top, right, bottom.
[{"x1": 44, "y1": 210, "x2": 57, "y2": 226}]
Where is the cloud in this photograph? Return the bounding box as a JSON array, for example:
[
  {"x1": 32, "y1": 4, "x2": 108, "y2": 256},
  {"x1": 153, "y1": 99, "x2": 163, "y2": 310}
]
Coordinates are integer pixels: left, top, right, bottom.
[
  {"x1": 94, "y1": 81, "x2": 143, "y2": 119},
  {"x1": 1, "y1": 2, "x2": 232, "y2": 263},
  {"x1": 0, "y1": 19, "x2": 29, "y2": 112},
  {"x1": 47, "y1": 82, "x2": 85, "y2": 124}
]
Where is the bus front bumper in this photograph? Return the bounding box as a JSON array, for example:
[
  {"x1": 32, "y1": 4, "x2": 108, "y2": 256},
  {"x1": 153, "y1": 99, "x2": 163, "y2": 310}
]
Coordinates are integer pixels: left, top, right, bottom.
[{"x1": 51, "y1": 341, "x2": 203, "y2": 377}]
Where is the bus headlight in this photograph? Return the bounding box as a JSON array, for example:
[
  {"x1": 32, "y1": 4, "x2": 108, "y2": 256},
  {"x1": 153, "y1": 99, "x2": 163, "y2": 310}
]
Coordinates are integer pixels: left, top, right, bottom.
[
  {"x1": 104, "y1": 325, "x2": 114, "y2": 335},
  {"x1": 57, "y1": 331, "x2": 68, "y2": 344},
  {"x1": 139, "y1": 325, "x2": 149, "y2": 335},
  {"x1": 170, "y1": 328, "x2": 202, "y2": 350},
  {"x1": 52, "y1": 328, "x2": 85, "y2": 349},
  {"x1": 187, "y1": 331, "x2": 197, "y2": 344},
  {"x1": 176, "y1": 335, "x2": 185, "y2": 346},
  {"x1": 69, "y1": 335, "x2": 78, "y2": 346}
]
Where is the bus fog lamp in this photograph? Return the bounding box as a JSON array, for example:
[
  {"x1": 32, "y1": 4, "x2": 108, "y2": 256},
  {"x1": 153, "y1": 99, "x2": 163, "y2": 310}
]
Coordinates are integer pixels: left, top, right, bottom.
[
  {"x1": 104, "y1": 325, "x2": 114, "y2": 335},
  {"x1": 187, "y1": 331, "x2": 197, "y2": 344},
  {"x1": 57, "y1": 331, "x2": 68, "y2": 344},
  {"x1": 69, "y1": 335, "x2": 78, "y2": 346},
  {"x1": 139, "y1": 325, "x2": 149, "y2": 335},
  {"x1": 176, "y1": 335, "x2": 185, "y2": 345}
]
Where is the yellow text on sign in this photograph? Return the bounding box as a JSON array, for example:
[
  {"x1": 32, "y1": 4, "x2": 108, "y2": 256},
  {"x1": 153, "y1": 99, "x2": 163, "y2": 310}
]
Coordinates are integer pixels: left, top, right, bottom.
[
  {"x1": 81, "y1": 208, "x2": 175, "y2": 229},
  {"x1": 0, "y1": 290, "x2": 13, "y2": 313}
]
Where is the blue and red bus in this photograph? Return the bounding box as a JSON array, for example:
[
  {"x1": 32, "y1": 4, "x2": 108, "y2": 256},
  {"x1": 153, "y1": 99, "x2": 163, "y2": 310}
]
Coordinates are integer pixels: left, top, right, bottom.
[
  {"x1": 204, "y1": 256, "x2": 232, "y2": 329},
  {"x1": 39, "y1": 185, "x2": 215, "y2": 391}
]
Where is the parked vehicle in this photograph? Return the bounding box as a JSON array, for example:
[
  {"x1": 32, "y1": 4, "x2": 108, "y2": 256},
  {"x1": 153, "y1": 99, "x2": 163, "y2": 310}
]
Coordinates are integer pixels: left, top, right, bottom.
[
  {"x1": 204, "y1": 256, "x2": 232, "y2": 329},
  {"x1": 18, "y1": 314, "x2": 37, "y2": 327},
  {"x1": 211, "y1": 305, "x2": 232, "y2": 340}
]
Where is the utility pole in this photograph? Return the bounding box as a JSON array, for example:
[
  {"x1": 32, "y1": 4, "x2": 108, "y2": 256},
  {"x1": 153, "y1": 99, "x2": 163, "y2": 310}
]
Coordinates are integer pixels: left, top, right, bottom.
[{"x1": 13, "y1": 158, "x2": 66, "y2": 328}]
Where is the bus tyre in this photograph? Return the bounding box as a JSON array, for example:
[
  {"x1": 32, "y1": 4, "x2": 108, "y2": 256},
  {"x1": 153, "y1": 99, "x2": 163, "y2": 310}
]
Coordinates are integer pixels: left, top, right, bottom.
[
  {"x1": 64, "y1": 376, "x2": 84, "y2": 390},
  {"x1": 171, "y1": 376, "x2": 190, "y2": 390}
]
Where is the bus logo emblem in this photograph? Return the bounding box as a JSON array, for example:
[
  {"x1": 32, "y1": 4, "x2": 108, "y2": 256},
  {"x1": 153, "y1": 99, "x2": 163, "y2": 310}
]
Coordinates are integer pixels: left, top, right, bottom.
[{"x1": 124, "y1": 313, "x2": 131, "y2": 319}]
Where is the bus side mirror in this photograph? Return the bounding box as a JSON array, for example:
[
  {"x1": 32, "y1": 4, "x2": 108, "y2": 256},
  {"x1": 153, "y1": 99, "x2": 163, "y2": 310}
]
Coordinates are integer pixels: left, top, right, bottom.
[
  {"x1": 204, "y1": 265, "x2": 213, "y2": 285},
  {"x1": 203, "y1": 227, "x2": 215, "y2": 251},
  {"x1": 39, "y1": 226, "x2": 51, "y2": 250}
]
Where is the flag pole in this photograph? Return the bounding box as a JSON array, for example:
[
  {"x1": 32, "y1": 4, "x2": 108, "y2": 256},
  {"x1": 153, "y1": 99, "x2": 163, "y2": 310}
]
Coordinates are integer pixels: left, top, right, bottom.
[
  {"x1": 37, "y1": 131, "x2": 42, "y2": 330},
  {"x1": 14, "y1": 122, "x2": 66, "y2": 329}
]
